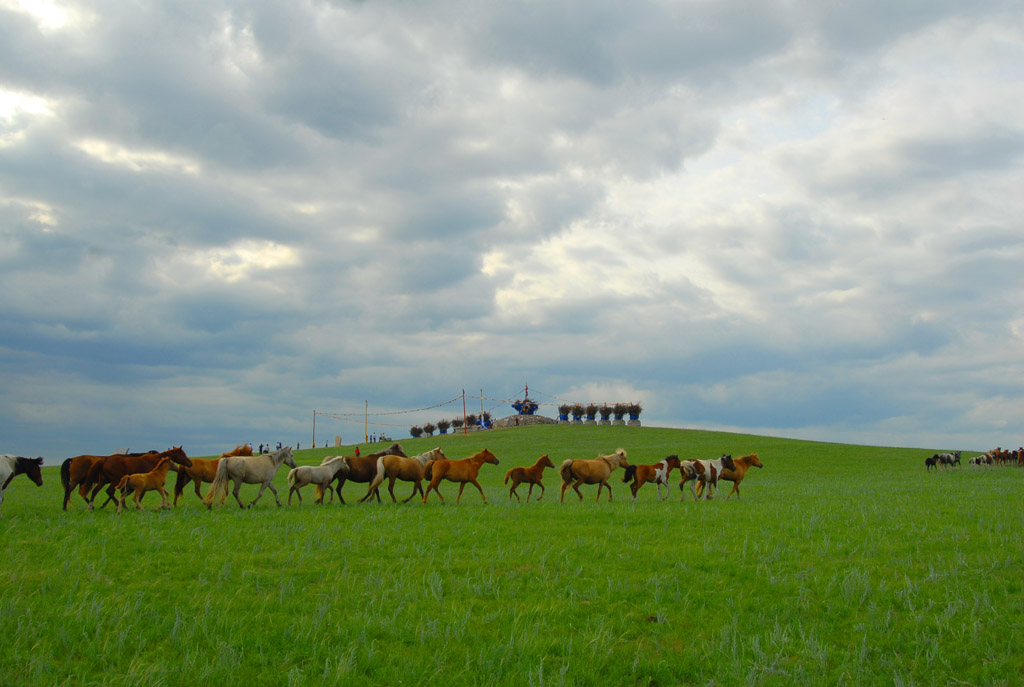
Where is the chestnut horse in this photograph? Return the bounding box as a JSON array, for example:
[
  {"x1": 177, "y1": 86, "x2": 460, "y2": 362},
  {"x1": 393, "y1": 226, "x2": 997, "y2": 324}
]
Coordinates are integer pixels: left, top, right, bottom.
[
  {"x1": 204, "y1": 446, "x2": 296, "y2": 509},
  {"x1": 116, "y1": 456, "x2": 175, "y2": 513},
  {"x1": 287, "y1": 456, "x2": 350, "y2": 505},
  {"x1": 361, "y1": 447, "x2": 447, "y2": 503},
  {"x1": 83, "y1": 447, "x2": 192, "y2": 510},
  {"x1": 505, "y1": 454, "x2": 555, "y2": 502},
  {"x1": 559, "y1": 449, "x2": 629, "y2": 502},
  {"x1": 1, "y1": 455, "x2": 43, "y2": 517},
  {"x1": 622, "y1": 455, "x2": 681, "y2": 502},
  {"x1": 422, "y1": 448, "x2": 500, "y2": 504},
  {"x1": 320, "y1": 442, "x2": 407, "y2": 504},
  {"x1": 707, "y1": 452, "x2": 762, "y2": 500},
  {"x1": 61, "y1": 450, "x2": 157, "y2": 510},
  {"x1": 173, "y1": 444, "x2": 253, "y2": 505}
]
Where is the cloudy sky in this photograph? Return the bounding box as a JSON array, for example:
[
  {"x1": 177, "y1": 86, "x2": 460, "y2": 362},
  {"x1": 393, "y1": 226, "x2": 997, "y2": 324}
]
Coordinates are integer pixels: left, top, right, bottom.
[{"x1": 2, "y1": 0, "x2": 1022, "y2": 459}]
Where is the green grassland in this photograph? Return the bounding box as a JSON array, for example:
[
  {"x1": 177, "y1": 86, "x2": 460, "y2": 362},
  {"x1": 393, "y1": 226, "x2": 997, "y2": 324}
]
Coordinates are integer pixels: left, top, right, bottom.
[{"x1": 2, "y1": 425, "x2": 1022, "y2": 686}]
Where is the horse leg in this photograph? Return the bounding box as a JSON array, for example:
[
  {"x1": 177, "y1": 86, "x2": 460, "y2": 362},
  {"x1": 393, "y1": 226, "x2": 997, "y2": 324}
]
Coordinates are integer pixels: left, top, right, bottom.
[
  {"x1": 560, "y1": 481, "x2": 569, "y2": 503},
  {"x1": 456, "y1": 482, "x2": 467, "y2": 504},
  {"x1": 573, "y1": 481, "x2": 584, "y2": 501},
  {"x1": 536, "y1": 483, "x2": 545, "y2": 501},
  {"x1": 469, "y1": 478, "x2": 487, "y2": 504},
  {"x1": 232, "y1": 479, "x2": 246, "y2": 509},
  {"x1": 387, "y1": 477, "x2": 398, "y2": 504},
  {"x1": 601, "y1": 480, "x2": 613, "y2": 502},
  {"x1": 402, "y1": 483, "x2": 418, "y2": 503},
  {"x1": 509, "y1": 481, "x2": 520, "y2": 502},
  {"x1": 334, "y1": 477, "x2": 347, "y2": 505},
  {"x1": 157, "y1": 486, "x2": 170, "y2": 509},
  {"x1": 267, "y1": 482, "x2": 282, "y2": 506},
  {"x1": 726, "y1": 482, "x2": 739, "y2": 500}
]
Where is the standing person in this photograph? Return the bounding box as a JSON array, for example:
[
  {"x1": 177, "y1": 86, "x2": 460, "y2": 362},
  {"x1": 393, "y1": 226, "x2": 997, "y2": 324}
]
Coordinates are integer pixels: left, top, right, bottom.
[
  {"x1": 354, "y1": 446, "x2": 361, "y2": 458},
  {"x1": 258, "y1": 443, "x2": 264, "y2": 454}
]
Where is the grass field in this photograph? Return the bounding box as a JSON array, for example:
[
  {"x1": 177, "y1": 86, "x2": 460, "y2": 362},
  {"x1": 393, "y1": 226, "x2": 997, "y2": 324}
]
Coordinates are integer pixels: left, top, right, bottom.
[{"x1": 2, "y1": 425, "x2": 1022, "y2": 686}]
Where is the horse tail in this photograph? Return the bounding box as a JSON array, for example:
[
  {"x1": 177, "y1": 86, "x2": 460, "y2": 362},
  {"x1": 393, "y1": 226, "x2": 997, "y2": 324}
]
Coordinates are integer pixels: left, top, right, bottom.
[
  {"x1": 204, "y1": 459, "x2": 229, "y2": 505},
  {"x1": 504, "y1": 468, "x2": 513, "y2": 484},
  {"x1": 173, "y1": 464, "x2": 189, "y2": 500},
  {"x1": 115, "y1": 474, "x2": 130, "y2": 492},
  {"x1": 622, "y1": 465, "x2": 637, "y2": 483},
  {"x1": 559, "y1": 459, "x2": 576, "y2": 483},
  {"x1": 60, "y1": 458, "x2": 71, "y2": 493},
  {"x1": 367, "y1": 456, "x2": 387, "y2": 492},
  {"x1": 287, "y1": 468, "x2": 297, "y2": 487},
  {"x1": 424, "y1": 461, "x2": 435, "y2": 481}
]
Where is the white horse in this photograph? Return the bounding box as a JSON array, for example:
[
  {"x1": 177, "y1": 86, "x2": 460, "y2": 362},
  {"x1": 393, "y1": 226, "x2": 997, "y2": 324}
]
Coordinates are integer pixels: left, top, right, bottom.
[
  {"x1": 1, "y1": 455, "x2": 44, "y2": 517},
  {"x1": 361, "y1": 447, "x2": 447, "y2": 503},
  {"x1": 204, "y1": 447, "x2": 296, "y2": 509},
  {"x1": 287, "y1": 456, "x2": 350, "y2": 505}
]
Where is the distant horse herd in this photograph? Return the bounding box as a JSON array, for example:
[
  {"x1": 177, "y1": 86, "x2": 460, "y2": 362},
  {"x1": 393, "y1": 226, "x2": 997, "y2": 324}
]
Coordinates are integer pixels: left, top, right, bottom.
[
  {"x1": 926, "y1": 447, "x2": 1024, "y2": 471},
  {"x1": 0, "y1": 441, "x2": 1006, "y2": 515}
]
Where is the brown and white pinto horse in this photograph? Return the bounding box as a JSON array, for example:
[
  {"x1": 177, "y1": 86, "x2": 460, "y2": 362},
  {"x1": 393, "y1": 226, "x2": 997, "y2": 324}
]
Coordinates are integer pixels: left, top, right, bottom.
[
  {"x1": 505, "y1": 454, "x2": 555, "y2": 502},
  {"x1": 1, "y1": 455, "x2": 43, "y2": 517},
  {"x1": 559, "y1": 449, "x2": 629, "y2": 502},
  {"x1": 422, "y1": 448, "x2": 500, "y2": 504},
  {"x1": 622, "y1": 455, "x2": 681, "y2": 502},
  {"x1": 696, "y1": 453, "x2": 762, "y2": 500},
  {"x1": 116, "y1": 456, "x2": 176, "y2": 513},
  {"x1": 679, "y1": 455, "x2": 736, "y2": 501}
]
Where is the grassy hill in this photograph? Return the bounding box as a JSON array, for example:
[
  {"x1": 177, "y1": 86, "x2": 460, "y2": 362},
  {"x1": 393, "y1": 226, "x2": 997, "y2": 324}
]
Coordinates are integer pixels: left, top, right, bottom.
[{"x1": 2, "y1": 425, "x2": 1019, "y2": 686}]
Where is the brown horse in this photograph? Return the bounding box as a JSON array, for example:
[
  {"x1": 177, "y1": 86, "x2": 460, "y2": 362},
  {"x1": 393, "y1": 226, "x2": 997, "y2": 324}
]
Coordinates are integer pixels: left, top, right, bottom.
[
  {"x1": 622, "y1": 454, "x2": 681, "y2": 502},
  {"x1": 422, "y1": 448, "x2": 500, "y2": 504},
  {"x1": 320, "y1": 442, "x2": 407, "y2": 504},
  {"x1": 505, "y1": 454, "x2": 555, "y2": 502},
  {"x1": 696, "y1": 453, "x2": 762, "y2": 500},
  {"x1": 361, "y1": 447, "x2": 447, "y2": 503},
  {"x1": 172, "y1": 445, "x2": 251, "y2": 506},
  {"x1": 61, "y1": 451, "x2": 158, "y2": 510},
  {"x1": 173, "y1": 457, "x2": 220, "y2": 506},
  {"x1": 84, "y1": 447, "x2": 192, "y2": 510},
  {"x1": 116, "y1": 456, "x2": 175, "y2": 513},
  {"x1": 559, "y1": 449, "x2": 629, "y2": 502}
]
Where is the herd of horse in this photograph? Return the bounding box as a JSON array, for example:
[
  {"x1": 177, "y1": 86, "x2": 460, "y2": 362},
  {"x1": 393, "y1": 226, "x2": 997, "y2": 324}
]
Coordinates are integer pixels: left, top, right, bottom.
[
  {"x1": 8, "y1": 438, "x2": 1023, "y2": 515},
  {"x1": 38, "y1": 442, "x2": 763, "y2": 512},
  {"x1": 926, "y1": 447, "x2": 1024, "y2": 471}
]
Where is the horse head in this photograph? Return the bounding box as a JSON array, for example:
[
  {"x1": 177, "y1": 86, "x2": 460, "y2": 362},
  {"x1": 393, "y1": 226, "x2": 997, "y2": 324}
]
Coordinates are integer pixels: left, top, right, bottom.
[
  {"x1": 611, "y1": 448, "x2": 629, "y2": 468},
  {"x1": 720, "y1": 454, "x2": 735, "y2": 471},
  {"x1": 747, "y1": 453, "x2": 763, "y2": 468},
  {"x1": 664, "y1": 455, "x2": 681, "y2": 469},
  {"x1": 168, "y1": 446, "x2": 192, "y2": 468},
  {"x1": 280, "y1": 447, "x2": 296, "y2": 469},
  {"x1": 17, "y1": 457, "x2": 44, "y2": 487},
  {"x1": 478, "y1": 448, "x2": 499, "y2": 465},
  {"x1": 539, "y1": 454, "x2": 554, "y2": 469}
]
